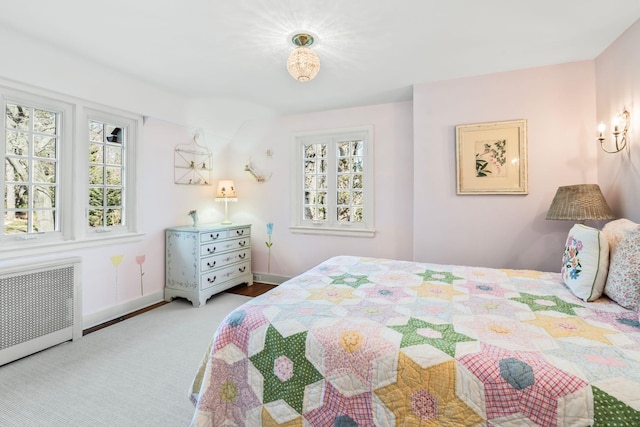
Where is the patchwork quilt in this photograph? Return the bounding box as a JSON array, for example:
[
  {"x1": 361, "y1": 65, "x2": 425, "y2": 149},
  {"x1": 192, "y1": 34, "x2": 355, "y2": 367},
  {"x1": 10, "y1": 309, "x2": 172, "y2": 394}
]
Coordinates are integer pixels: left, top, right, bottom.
[{"x1": 189, "y1": 256, "x2": 640, "y2": 426}]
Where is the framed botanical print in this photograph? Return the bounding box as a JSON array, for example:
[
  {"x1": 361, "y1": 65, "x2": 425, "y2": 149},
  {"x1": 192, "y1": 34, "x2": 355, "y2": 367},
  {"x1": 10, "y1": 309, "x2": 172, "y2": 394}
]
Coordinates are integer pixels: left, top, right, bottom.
[{"x1": 455, "y1": 119, "x2": 528, "y2": 195}]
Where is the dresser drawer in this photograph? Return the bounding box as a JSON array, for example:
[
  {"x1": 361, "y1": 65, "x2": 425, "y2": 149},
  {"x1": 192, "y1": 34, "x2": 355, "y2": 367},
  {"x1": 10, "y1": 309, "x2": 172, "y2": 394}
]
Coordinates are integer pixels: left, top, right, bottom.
[
  {"x1": 200, "y1": 236, "x2": 250, "y2": 256},
  {"x1": 200, "y1": 248, "x2": 251, "y2": 272},
  {"x1": 200, "y1": 261, "x2": 251, "y2": 290},
  {"x1": 200, "y1": 229, "x2": 228, "y2": 243},
  {"x1": 231, "y1": 226, "x2": 251, "y2": 238}
]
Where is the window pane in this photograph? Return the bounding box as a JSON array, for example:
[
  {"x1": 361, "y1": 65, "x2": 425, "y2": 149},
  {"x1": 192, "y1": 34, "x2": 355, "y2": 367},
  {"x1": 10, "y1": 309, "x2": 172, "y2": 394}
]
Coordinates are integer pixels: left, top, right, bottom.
[
  {"x1": 305, "y1": 160, "x2": 316, "y2": 174},
  {"x1": 317, "y1": 192, "x2": 326, "y2": 205},
  {"x1": 89, "y1": 143, "x2": 103, "y2": 162},
  {"x1": 4, "y1": 211, "x2": 28, "y2": 234},
  {"x1": 106, "y1": 126, "x2": 122, "y2": 144},
  {"x1": 317, "y1": 207, "x2": 326, "y2": 220},
  {"x1": 89, "y1": 121, "x2": 104, "y2": 142},
  {"x1": 304, "y1": 175, "x2": 315, "y2": 190},
  {"x1": 304, "y1": 191, "x2": 316, "y2": 205},
  {"x1": 7, "y1": 185, "x2": 29, "y2": 208},
  {"x1": 353, "y1": 174, "x2": 363, "y2": 189},
  {"x1": 353, "y1": 191, "x2": 363, "y2": 206},
  {"x1": 317, "y1": 175, "x2": 327, "y2": 190},
  {"x1": 6, "y1": 131, "x2": 29, "y2": 155},
  {"x1": 352, "y1": 157, "x2": 363, "y2": 173},
  {"x1": 6, "y1": 104, "x2": 29, "y2": 130},
  {"x1": 106, "y1": 208, "x2": 122, "y2": 226},
  {"x1": 5, "y1": 158, "x2": 29, "y2": 182},
  {"x1": 319, "y1": 159, "x2": 327, "y2": 173},
  {"x1": 106, "y1": 166, "x2": 122, "y2": 185},
  {"x1": 33, "y1": 160, "x2": 56, "y2": 184},
  {"x1": 106, "y1": 145, "x2": 122, "y2": 165},
  {"x1": 304, "y1": 206, "x2": 314, "y2": 220},
  {"x1": 106, "y1": 188, "x2": 121, "y2": 207},
  {"x1": 33, "y1": 109, "x2": 57, "y2": 134},
  {"x1": 352, "y1": 141, "x2": 363, "y2": 156},
  {"x1": 337, "y1": 158, "x2": 349, "y2": 173},
  {"x1": 304, "y1": 144, "x2": 316, "y2": 158},
  {"x1": 338, "y1": 207, "x2": 350, "y2": 221},
  {"x1": 353, "y1": 207, "x2": 363, "y2": 222},
  {"x1": 89, "y1": 209, "x2": 104, "y2": 227},
  {"x1": 89, "y1": 187, "x2": 104, "y2": 207},
  {"x1": 33, "y1": 185, "x2": 55, "y2": 208},
  {"x1": 337, "y1": 191, "x2": 350, "y2": 205},
  {"x1": 34, "y1": 210, "x2": 55, "y2": 232},
  {"x1": 89, "y1": 165, "x2": 104, "y2": 184},
  {"x1": 337, "y1": 175, "x2": 350, "y2": 189},
  {"x1": 337, "y1": 142, "x2": 349, "y2": 157},
  {"x1": 34, "y1": 136, "x2": 56, "y2": 158}
]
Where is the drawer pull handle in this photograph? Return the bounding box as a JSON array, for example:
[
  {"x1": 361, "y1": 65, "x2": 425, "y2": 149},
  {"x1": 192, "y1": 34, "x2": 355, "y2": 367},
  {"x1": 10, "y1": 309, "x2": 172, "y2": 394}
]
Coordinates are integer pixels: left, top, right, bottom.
[
  {"x1": 207, "y1": 276, "x2": 217, "y2": 283},
  {"x1": 207, "y1": 261, "x2": 216, "y2": 268},
  {"x1": 236, "y1": 230, "x2": 244, "y2": 236},
  {"x1": 210, "y1": 233, "x2": 220, "y2": 240},
  {"x1": 239, "y1": 241, "x2": 246, "y2": 247},
  {"x1": 239, "y1": 253, "x2": 246, "y2": 260},
  {"x1": 239, "y1": 266, "x2": 246, "y2": 273},
  {"x1": 207, "y1": 247, "x2": 216, "y2": 253}
]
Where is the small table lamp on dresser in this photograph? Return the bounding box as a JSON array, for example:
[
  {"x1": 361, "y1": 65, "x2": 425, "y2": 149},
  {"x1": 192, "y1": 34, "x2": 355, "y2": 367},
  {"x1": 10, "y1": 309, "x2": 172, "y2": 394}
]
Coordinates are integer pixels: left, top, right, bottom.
[{"x1": 215, "y1": 180, "x2": 237, "y2": 225}]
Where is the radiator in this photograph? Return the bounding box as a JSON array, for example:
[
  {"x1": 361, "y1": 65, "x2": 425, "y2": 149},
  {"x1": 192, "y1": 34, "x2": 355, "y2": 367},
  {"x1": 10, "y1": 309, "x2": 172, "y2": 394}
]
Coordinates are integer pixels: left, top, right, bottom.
[{"x1": 0, "y1": 257, "x2": 82, "y2": 366}]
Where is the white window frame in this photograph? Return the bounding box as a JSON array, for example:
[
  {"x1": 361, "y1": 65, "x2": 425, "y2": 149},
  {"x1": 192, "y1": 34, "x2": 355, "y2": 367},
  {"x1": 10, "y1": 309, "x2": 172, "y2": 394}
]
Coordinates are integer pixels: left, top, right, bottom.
[
  {"x1": 291, "y1": 126, "x2": 375, "y2": 237},
  {"x1": 82, "y1": 109, "x2": 140, "y2": 238},
  {"x1": 0, "y1": 80, "x2": 143, "y2": 260}
]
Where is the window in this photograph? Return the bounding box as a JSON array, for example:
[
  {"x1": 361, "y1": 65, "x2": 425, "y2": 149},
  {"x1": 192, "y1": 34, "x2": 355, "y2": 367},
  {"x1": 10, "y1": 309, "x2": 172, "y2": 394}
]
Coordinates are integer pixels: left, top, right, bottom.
[
  {"x1": 0, "y1": 83, "x2": 142, "y2": 259},
  {"x1": 88, "y1": 119, "x2": 126, "y2": 230},
  {"x1": 291, "y1": 126, "x2": 374, "y2": 237}
]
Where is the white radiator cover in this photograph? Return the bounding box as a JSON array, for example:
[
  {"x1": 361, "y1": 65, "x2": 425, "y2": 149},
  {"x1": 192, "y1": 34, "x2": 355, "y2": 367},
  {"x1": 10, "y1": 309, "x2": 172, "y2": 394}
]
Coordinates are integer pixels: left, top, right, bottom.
[{"x1": 0, "y1": 257, "x2": 82, "y2": 366}]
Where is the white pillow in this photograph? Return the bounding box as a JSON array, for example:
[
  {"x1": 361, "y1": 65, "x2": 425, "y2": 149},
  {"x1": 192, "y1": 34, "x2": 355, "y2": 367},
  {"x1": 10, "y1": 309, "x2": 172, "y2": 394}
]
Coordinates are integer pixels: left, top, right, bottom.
[
  {"x1": 604, "y1": 225, "x2": 640, "y2": 310},
  {"x1": 561, "y1": 224, "x2": 609, "y2": 302}
]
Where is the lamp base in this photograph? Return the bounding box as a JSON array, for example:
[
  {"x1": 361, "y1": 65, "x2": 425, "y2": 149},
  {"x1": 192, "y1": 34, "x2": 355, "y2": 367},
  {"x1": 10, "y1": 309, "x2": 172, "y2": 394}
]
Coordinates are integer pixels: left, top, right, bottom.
[{"x1": 221, "y1": 220, "x2": 232, "y2": 225}]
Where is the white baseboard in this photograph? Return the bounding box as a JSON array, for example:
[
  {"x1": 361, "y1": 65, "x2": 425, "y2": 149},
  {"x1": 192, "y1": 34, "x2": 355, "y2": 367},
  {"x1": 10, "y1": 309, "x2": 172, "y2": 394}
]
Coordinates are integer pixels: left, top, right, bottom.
[
  {"x1": 82, "y1": 290, "x2": 165, "y2": 330},
  {"x1": 252, "y1": 272, "x2": 290, "y2": 285}
]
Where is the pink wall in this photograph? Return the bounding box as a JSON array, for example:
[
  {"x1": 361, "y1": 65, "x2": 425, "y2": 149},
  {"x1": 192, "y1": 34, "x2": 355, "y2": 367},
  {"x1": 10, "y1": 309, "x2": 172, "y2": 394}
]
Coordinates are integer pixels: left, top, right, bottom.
[
  {"x1": 227, "y1": 102, "x2": 415, "y2": 277},
  {"x1": 413, "y1": 61, "x2": 599, "y2": 272},
  {"x1": 595, "y1": 18, "x2": 640, "y2": 221}
]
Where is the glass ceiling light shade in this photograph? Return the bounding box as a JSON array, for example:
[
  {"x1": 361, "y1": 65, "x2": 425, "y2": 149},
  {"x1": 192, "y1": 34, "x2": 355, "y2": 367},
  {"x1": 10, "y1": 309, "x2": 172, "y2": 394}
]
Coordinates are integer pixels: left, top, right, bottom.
[
  {"x1": 546, "y1": 184, "x2": 615, "y2": 221},
  {"x1": 287, "y1": 33, "x2": 320, "y2": 82}
]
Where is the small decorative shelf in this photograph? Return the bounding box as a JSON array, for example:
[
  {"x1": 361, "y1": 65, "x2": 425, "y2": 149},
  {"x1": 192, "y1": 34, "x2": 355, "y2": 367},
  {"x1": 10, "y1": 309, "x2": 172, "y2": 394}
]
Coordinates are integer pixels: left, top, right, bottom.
[{"x1": 174, "y1": 132, "x2": 212, "y2": 185}]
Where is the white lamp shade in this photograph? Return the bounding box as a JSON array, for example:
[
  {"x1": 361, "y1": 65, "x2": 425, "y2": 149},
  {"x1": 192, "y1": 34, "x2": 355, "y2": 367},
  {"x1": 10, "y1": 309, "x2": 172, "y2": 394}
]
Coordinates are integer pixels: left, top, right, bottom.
[{"x1": 215, "y1": 180, "x2": 237, "y2": 200}]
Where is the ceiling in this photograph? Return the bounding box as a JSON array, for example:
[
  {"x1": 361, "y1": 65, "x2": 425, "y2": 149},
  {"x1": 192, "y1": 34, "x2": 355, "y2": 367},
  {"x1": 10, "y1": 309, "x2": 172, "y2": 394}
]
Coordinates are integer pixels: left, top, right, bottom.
[{"x1": 2, "y1": 1, "x2": 640, "y2": 115}]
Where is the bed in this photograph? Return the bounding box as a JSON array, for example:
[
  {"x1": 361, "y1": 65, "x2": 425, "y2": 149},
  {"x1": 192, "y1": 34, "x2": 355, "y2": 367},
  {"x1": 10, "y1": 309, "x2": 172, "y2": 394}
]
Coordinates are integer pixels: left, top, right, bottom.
[{"x1": 189, "y1": 255, "x2": 640, "y2": 426}]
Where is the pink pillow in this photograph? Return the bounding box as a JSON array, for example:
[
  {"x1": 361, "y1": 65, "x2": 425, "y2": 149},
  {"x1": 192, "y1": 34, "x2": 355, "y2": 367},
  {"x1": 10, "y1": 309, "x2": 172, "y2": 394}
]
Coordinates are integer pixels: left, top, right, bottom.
[
  {"x1": 602, "y1": 218, "x2": 638, "y2": 254},
  {"x1": 604, "y1": 226, "x2": 640, "y2": 310}
]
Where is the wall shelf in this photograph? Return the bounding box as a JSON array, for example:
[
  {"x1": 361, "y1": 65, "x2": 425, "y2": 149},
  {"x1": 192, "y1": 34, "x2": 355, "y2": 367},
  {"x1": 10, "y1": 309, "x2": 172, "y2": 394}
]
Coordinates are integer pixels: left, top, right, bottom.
[{"x1": 174, "y1": 132, "x2": 212, "y2": 185}]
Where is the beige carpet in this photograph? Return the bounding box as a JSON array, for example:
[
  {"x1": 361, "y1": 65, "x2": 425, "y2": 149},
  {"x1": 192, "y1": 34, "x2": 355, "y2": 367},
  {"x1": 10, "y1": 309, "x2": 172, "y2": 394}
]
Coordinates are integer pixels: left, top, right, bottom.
[{"x1": 0, "y1": 293, "x2": 251, "y2": 427}]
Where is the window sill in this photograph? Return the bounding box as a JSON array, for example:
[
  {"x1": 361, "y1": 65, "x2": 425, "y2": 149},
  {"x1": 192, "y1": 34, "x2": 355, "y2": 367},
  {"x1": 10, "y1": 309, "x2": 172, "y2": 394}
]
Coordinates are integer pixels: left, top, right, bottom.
[
  {"x1": 289, "y1": 225, "x2": 375, "y2": 238},
  {"x1": 0, "y1": 232, "x2": 145, "y2": 261}
]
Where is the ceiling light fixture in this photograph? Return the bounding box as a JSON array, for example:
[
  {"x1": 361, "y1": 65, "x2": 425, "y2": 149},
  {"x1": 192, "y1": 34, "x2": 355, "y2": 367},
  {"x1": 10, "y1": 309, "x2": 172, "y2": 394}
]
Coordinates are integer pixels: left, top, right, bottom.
[{"x1": 287, "y1": 33, "x2": 320, "y2": 82}]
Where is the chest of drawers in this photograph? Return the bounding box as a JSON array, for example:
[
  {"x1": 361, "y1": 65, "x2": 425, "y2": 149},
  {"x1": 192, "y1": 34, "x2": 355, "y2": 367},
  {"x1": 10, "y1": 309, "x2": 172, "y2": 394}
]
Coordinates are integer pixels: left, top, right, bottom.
[{"x1": 165, "y1": 223, "x2": 252, "y2": 307}]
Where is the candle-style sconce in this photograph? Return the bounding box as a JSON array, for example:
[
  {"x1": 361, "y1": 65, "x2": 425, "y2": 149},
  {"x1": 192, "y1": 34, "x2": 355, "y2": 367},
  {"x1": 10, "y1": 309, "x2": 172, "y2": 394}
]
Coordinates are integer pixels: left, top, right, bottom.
[{"x1": 598, "y1": 109, "x2": 630, "y2": 154}]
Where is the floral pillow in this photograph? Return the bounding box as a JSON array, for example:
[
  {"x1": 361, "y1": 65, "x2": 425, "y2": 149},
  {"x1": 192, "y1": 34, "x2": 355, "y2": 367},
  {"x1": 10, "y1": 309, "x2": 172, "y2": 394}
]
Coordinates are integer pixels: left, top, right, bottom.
[
  {"x1": 602, "y1": 218, "x2": 638, "y2": 255},
  {"x1": 561, "y1": 224, "x2": 609, "y2": 302},
  {"x1": 604, "y1": 225, "x2": 640, "y2": 310}
]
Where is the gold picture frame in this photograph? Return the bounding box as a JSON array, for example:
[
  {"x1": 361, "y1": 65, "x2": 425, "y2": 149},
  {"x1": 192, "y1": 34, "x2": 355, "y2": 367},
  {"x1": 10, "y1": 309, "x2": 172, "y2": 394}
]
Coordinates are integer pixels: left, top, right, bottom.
[{"x1": 456, "y1": 119, "x2": 528, "y2": 195}]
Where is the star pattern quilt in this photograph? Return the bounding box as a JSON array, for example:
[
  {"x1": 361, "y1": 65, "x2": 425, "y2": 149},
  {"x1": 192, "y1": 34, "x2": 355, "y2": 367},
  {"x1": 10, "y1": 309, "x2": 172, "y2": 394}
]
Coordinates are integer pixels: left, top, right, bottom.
[{"x1": 189, "y1": 256, "x2": 640, "y2": 426}]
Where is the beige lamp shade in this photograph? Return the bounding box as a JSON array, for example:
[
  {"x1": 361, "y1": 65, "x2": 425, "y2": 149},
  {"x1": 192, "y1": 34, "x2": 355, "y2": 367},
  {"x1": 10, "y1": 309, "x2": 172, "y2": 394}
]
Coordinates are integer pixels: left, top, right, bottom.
[
  {"x1": 546, "y1": 184, "x2": 615, "y2": 221},
  {"x1": 215, "y1": 180, "x2": 237, "y2": 201}
]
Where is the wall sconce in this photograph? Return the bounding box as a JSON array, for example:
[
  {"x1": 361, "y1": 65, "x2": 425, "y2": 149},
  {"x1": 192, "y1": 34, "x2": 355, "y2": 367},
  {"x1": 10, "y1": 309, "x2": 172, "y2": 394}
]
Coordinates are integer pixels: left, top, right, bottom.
[{"x1": 598, "y1": 109, "x2": 630, "y2": 153}]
